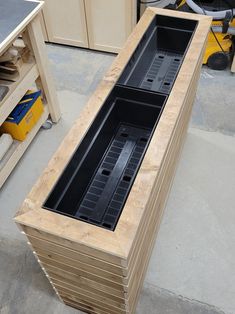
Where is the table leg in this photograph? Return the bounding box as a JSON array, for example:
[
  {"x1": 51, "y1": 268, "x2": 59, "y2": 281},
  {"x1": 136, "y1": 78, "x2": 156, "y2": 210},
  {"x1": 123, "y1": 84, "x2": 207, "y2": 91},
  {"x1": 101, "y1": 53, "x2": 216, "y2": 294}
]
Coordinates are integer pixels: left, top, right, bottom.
[
  {"x1": 231, "y1": 53, "x2": 235, "y2": 73},
  {"x1": 27, "y1": 15, "x2": 61, "y2": 122}
]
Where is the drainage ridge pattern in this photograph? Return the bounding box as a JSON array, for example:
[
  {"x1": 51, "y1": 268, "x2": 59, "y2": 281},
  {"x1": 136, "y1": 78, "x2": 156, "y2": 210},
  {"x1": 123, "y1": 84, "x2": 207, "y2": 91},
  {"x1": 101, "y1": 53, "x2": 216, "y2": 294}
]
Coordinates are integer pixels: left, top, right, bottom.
[
  {"x1": 140, "y1": 50, "x2": 182, "y2": 94},
  {"x1": 75, "y1": 124, "x2": 151, "y2": 230}
]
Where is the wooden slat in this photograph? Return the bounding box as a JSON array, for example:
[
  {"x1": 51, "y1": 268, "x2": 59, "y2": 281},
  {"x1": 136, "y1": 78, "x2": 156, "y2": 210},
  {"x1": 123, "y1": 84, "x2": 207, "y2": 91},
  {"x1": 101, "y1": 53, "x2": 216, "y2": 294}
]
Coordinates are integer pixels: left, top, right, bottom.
[
  {"x1": 49, "y1": 274, "x2": 126, "y2": 302},
  {"x1": 38, "y1": 256, "x2": 125, "y2": 289},
  {"x1": 20, "y1": 222, "x2": 125, "y2": 267},
  {"x1": 57, "y1": 286, "x2": 127, "y2": 313},
  {"x1": 52, "y1": 278, "x2": 126, "y2": 308},
  {"x1": 60, "y1": 291, "x2": 125, "y2": 314},
  {"x1": 36, "y1": 248, "x2": 123, "y2": 283},
  {"x1": 27, "y1": 234, "x2": 125, "y2": 275},
  {"x1": 63, "y1": 298, "x2": 117, "y2": 314},
  {"x1": 44, "y1": 264, "x2": 126, "y2": 299}
]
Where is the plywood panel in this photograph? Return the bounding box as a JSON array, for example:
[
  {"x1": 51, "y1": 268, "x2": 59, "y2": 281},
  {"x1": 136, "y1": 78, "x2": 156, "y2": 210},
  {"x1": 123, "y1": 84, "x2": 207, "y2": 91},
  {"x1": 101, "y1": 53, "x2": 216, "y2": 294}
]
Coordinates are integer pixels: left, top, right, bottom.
[
  {"x1": 43, "y1": 0, "x2": 88, "y2": 47},
  {"x1": 84, "y1": 0, "x2": 136, "y2": 53}
]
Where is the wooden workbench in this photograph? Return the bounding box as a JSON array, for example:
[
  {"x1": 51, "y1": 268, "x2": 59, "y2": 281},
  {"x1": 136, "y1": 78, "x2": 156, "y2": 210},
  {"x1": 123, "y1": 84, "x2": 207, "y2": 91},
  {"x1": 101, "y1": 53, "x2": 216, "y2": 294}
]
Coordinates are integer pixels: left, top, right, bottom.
[
  {"x1": 15, "y1": 8, "x2": 211, "y2": 314},
  {"x1": 0, "y1": 0, "x2": 60, "y2": 188}
]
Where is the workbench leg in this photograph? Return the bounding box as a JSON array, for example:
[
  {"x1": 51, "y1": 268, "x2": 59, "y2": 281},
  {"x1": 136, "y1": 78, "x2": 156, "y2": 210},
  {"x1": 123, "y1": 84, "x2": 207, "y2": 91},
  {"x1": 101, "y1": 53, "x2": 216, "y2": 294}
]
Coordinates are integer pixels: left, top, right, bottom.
[
  {"x1": 27, "y1": 15, "x2": 61, "y2": 122},
  {"x1": 231, "y1": 54, "x2": 235, "y2": 73}
]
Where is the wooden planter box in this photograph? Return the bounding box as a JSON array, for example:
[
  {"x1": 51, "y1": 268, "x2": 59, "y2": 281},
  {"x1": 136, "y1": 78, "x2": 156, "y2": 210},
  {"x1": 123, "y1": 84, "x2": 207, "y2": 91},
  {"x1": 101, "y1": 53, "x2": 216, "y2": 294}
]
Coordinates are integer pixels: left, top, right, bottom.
[{"x1": 15, "y1": 8, "x2": 211, "y2": 314}]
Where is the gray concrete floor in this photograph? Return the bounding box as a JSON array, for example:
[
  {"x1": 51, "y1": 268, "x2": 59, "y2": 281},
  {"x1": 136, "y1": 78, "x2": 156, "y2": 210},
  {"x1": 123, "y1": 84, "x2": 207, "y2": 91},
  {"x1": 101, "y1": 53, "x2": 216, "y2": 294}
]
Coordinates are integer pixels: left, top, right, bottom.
[{"x1": 0, "y1": 44, "x2": 235, "y2": 314}]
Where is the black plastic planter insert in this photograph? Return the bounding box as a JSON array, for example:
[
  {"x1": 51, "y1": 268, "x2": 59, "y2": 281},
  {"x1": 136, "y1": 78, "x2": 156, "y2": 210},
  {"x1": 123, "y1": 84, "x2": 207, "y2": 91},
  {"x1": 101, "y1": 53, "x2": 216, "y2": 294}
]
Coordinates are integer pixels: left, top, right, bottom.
[
  {"x1": 118, "y1": 15, "x2": 197, "y2": 94},
  {"x1": 43, "y1": 86, "x2": 166, "y2": 230},
  {"x1": 44, "y1": 15, "x2": 197, "y2": 231}
]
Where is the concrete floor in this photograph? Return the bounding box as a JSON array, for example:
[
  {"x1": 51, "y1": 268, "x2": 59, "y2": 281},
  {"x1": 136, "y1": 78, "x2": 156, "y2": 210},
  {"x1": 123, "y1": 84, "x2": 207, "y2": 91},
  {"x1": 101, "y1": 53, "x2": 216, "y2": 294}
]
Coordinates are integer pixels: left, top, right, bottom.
[{"x1": 0, "y1": 44, "x2": 235, "y2": 314}]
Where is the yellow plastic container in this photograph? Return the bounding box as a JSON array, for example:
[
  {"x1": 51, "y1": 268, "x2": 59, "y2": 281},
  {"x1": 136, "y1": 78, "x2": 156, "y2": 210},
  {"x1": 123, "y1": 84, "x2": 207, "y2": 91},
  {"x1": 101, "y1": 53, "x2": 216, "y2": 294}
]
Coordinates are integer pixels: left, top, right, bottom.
[{"x1": 0, "y1": 90, "x2": 44, "y2": 141}]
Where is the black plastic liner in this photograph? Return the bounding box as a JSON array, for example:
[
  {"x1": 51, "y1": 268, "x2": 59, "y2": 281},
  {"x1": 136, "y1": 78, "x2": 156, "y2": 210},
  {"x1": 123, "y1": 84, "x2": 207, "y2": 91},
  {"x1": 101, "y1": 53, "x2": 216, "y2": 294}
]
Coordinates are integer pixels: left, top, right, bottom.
[
  {"x1": 76, "y1": 124, "x2": 151, "y2": 229},
  {"x1": 44, "y1": 15, "x2": 198, "y2": 231},
  {"x1": 118, "y1": 15, "x2": 197, "y2": 94},
  {"x1": 43, "y1": 86, "x2": 166, "y2": 230}
]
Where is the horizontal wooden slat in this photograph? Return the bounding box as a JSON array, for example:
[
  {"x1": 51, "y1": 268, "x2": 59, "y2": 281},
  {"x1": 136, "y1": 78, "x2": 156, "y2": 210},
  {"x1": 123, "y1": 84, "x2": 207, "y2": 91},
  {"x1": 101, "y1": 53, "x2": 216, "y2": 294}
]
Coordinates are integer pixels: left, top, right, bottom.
[
  {"x1": 39, "y1": 256, "x2": 125, "y2": 289},
  {"x1": 57, "y1": 286, "x2": 127, "y2": 313},
  {"x1": 27, "y1": 234, "x2": 125, "y2": 275},
  {"x1": 52, "y1": 277, "x2": 126, "y2": 308},
  {"x1": 44, "y1": 264, "x2": 126, "y2": 299},
  {"x1": 33, "y1": 245, "x2": 124, "y2": 283}
]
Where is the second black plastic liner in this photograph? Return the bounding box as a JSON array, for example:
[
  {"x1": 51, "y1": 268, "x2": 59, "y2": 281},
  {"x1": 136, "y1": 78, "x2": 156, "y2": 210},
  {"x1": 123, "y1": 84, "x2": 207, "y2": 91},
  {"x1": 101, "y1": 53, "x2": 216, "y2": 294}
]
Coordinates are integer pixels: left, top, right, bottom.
[
  {"x1": 118, "y1": 15, "x2": 197, "y2": 94},
  {"x1": 43, "y1": 86, "x2": 166, "y2": 230}
]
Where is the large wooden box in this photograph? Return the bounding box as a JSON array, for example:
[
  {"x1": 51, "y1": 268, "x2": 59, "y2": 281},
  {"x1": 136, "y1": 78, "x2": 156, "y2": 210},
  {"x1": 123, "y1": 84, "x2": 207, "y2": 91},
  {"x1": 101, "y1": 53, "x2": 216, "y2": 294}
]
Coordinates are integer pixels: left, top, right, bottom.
[{"x1": 15, "y1": 8, "x2": 211, "y2": 314}]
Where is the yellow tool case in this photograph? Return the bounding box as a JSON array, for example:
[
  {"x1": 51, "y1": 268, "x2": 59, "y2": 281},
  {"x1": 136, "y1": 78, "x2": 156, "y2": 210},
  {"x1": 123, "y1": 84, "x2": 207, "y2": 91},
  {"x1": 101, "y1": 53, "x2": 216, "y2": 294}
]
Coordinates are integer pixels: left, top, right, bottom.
[{"x1": 0, "y1": 90, "x2": 44, "y2": 141}]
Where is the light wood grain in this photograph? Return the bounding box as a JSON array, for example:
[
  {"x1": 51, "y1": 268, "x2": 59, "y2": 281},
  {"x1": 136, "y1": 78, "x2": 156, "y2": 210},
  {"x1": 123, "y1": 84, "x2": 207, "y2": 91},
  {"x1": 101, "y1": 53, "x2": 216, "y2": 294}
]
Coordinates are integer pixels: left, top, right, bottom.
[
  {"x1": 39, "y1": 11, "x2": 48, "y2": 41},
  {"x1": 57, "y1": 286, "x2": 127, "y2": 313},
  {"x1": 44, "y1": 264, "x2": 126, "y2": 299},
  {"x1": 52, "y1": 277, "x2": 126, "y2": 307},
  {"x1": 15, "y1": 8, "x2": 211, "y2": 314},
  {"x1": 40, "y1": 0, "x2": 136, "y2": 53},
  {"x1": 36, "y1": 249, "x2": 124, "y2": 283},
  {"x1": 38, "y1": 256, "x2": 125, "y2": 289},
  {"x1": 64, "y1": 298, "x2": 114, "y2": 314},
  {"x1": 84, "y1": 0, "x2": 136, "y2": 53},
  {"x1": 60, "y1": 291, "x2": 125, "y2": 314},
  {"x1": 42, "y1": 0, "x2": 88, "y2": 48},
  {"x1": 27, "y1": 234, "x2": 125, "y2": 275},
  {"x1": 231, "y1": 54, "x2": 235, "y2": 73},
  {"x1": 27, "y1": 15, "x2": 61, "y2": 122}
]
